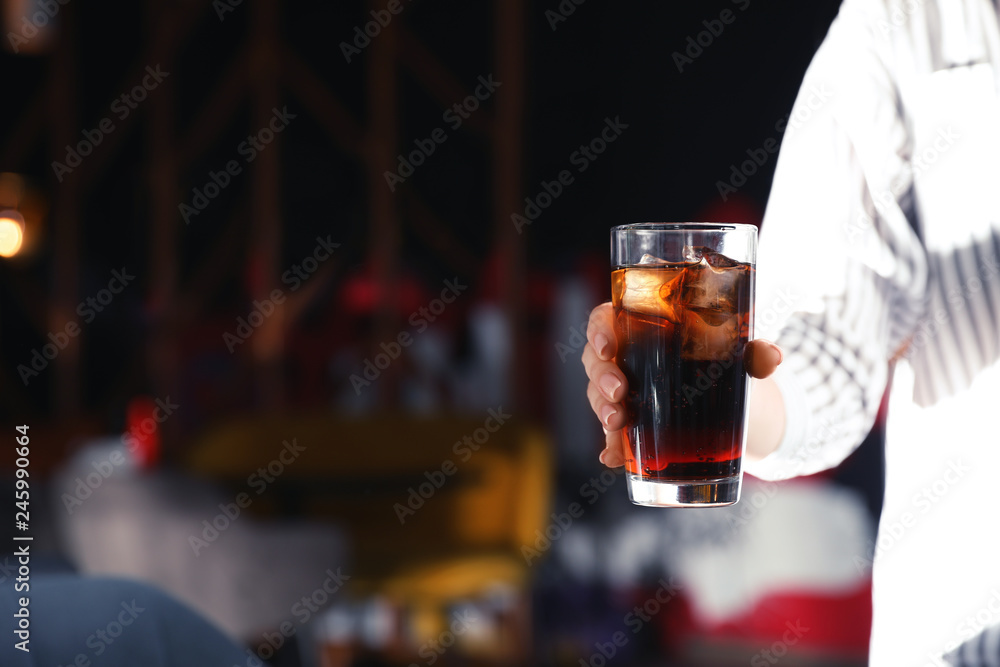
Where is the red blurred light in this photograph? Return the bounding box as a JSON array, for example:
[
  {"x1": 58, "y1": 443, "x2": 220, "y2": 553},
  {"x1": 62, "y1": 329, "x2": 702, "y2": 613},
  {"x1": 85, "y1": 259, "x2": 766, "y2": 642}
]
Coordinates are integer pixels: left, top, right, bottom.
[{"x1": 125, "y1": 396, "x2": 161, "y2": 469}]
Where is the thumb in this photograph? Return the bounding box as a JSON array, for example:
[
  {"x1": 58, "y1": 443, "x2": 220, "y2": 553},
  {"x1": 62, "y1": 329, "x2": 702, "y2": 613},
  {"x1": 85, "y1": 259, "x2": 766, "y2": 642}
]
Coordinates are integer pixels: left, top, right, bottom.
[{"x1": 744, "y1": 339, "x2": 783, "y2": 379}]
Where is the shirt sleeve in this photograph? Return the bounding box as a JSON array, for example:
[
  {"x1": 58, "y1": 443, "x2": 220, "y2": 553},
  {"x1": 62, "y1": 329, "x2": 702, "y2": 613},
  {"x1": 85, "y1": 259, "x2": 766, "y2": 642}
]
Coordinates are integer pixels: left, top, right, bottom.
[{"x1": 745, "y1": 0, "x2": 928, "y2": 481}]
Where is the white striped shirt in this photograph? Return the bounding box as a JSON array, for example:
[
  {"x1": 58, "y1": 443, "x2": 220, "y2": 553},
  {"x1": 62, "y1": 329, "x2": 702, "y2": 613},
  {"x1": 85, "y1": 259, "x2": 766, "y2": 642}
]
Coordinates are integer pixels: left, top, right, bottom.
[{"x1": 744, "y1": 0, "x2": 1000, "y2": 663}]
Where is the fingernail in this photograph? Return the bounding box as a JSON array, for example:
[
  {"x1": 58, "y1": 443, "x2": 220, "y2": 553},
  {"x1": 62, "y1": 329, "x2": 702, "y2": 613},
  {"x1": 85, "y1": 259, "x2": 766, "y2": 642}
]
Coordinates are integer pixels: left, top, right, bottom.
[
  {"x1": 595, "y1": 333, "x2": 610, "y2": 358},
  {"x1": 769, "y1": 342, "x2": 784, "y2": 365},
  {"x1": 599, "y1": 374, "x2": 621, "y2": 401},
  {"x1": 600, "y1": 404, "x2": 617, "y2": 427},
  {"x1": 599, "y1": 449, "x2": 608, "y2": 465}
]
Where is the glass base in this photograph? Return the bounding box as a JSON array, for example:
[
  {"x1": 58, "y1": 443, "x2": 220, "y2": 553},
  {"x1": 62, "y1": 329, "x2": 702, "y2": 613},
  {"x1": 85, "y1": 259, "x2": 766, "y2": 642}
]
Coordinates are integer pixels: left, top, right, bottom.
[{"x1": 626, "y1": 474, "x2": 742, "y2": 507}]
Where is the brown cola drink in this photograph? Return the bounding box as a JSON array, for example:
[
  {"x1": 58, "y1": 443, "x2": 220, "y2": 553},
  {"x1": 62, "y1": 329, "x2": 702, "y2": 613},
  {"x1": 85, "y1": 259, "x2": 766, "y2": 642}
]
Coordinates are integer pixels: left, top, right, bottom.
[{"x1": 611, "y1": 248, "x2": 754, "y2": 490}]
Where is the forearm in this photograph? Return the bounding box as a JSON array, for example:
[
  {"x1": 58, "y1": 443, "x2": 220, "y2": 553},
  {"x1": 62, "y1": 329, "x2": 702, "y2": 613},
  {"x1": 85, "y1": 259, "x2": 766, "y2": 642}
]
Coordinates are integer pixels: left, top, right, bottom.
[{"x1": 745, "y1": 376, "x2": 786, "y2": 464}]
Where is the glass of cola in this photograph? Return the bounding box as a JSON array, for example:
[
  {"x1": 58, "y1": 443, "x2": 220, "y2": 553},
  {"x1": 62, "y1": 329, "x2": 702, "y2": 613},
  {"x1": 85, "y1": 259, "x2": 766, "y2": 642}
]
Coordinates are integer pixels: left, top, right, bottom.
[{"x1": 610, "y1": 223, "x2": 757, "y2": 507}]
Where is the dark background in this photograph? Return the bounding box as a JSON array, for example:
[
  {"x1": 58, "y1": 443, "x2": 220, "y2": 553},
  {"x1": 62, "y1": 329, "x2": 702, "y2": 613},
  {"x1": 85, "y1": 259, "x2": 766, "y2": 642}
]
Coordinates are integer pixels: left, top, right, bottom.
[{"x1": 0, "y1": 0, "x2": 842, "y2": 425}]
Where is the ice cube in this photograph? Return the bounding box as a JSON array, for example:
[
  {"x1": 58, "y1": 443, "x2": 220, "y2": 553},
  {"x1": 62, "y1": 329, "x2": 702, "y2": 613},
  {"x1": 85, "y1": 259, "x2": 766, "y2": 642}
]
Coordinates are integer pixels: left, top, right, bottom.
[
  {"x1": 681, "y1": 309, "x2": 740, "y2": 360},
  {"x1": 619, "y1": 267, "x2": 686, "y2": 323},
  {"x1": 701, "y1": 248, "x2": 743, "y2": 269},
  {"x1": 681, "y1": 259, "x2": 745, "y2": 326},
  {"x1": 678, "y1": 257, "x2": 746, "y2": 360},
  {"x1": 638, "y1": 253, "x2": 670, "y2": 265},
  {"x1": 683, "y1": 246, "x2": 743, "y2": 268},
  {"x1": 683, "y1": 245, "x2": 706, "y2": 263}
]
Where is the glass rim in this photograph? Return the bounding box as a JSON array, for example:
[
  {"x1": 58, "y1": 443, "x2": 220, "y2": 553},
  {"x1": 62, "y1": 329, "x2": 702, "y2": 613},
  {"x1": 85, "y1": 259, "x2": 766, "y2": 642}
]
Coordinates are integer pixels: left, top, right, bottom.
[{"x1": 611, "y1": 222, "x2": 757, "y2": 233}]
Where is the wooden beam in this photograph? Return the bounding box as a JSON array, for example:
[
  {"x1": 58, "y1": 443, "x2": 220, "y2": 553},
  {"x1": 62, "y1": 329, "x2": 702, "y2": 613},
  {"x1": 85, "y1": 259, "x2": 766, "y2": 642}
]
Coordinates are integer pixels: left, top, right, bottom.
[
  {"x1": 146, "y1": 0, "x2": 180, "y2": 448},
  {"x1": 249, "y1": 0, "x2": 284, "y2": 408},
  {"x1": 281, "y1": 46, "x2": 364, "y2": 157},
  {"x1": 78, "y1": 1, "x2": 209, "y2": 196},
  {"x1": 493, "y1": 0, "x2": 526, "y2": 410},
  {"x1": 47, "y1": 5, "x2": 80, "y2": 417},
  {"x1": 366, "y1": 0, "x2": 400, "y2": 407},
  {"x1": 264, "y1": 255, "x2": 340, "y2": 344},
  {"x1": 0, "y1": 89, "x2": 45, "y2": 168},
  {"x1": 397, "y1": 25, "x2": 491, "y2": 137},
  {"x1": 402, "y1": 191, "x2": 480, "y2": 277},
  {"x1": 175, "y1": 44, "x2": 251, "y2": 171},
  {"x1": 176, "y1": 202, "x2": 250, "y2": 326}
]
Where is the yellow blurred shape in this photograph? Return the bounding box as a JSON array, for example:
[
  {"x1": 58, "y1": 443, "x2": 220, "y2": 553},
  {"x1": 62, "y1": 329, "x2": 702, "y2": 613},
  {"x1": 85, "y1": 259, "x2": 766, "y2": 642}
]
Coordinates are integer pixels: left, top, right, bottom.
[{"x1": 0, "y1": 213, "x2": 23, "y2": 257}]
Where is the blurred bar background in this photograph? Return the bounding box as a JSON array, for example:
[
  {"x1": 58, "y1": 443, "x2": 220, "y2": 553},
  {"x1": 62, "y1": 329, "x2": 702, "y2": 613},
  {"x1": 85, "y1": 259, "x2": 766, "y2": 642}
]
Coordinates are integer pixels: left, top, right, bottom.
[{"x1": 0, "y1": 1, "x2": 886, "y2": 665}]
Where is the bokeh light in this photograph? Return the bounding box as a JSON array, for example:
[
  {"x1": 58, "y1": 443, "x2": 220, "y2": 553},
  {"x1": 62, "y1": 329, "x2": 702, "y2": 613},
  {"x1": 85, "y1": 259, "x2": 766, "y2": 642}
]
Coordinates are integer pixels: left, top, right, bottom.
[{"x1": 0, "y1": 209, "x2": 24, "y2": 257}]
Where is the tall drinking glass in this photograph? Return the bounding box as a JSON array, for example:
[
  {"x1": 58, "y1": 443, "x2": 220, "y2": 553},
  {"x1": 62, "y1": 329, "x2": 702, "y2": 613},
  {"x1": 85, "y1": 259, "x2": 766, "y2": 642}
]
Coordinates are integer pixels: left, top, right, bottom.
[{"x1": 610, "y1": 223, "x2": 756, "y2": 507}]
